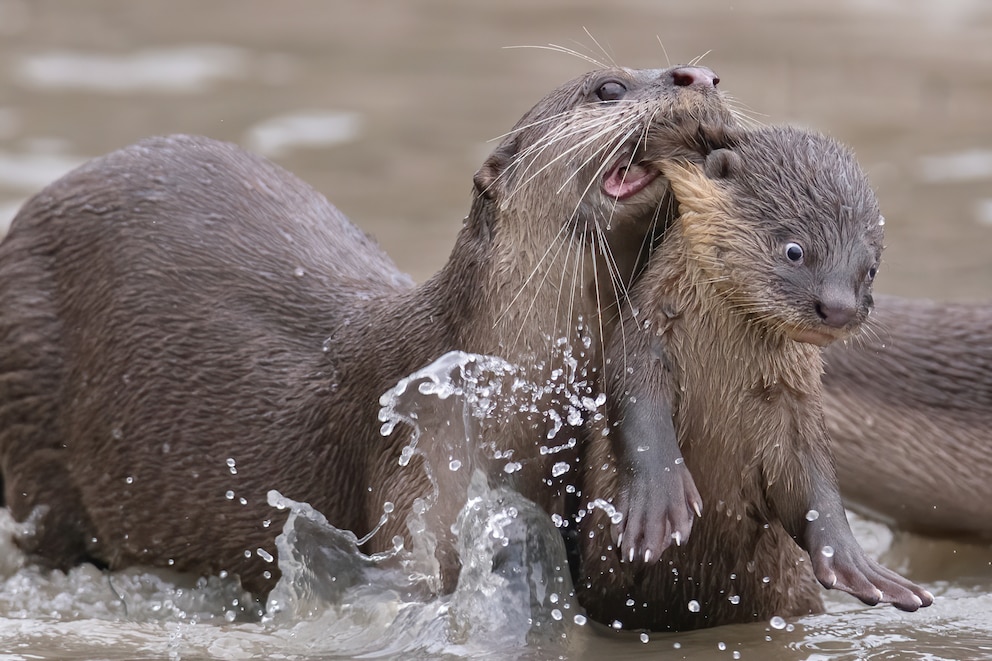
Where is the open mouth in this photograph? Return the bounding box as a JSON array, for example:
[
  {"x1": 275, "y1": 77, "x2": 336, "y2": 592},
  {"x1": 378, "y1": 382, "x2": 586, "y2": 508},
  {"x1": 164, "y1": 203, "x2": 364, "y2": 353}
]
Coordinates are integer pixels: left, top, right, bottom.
[{"x1": 602, "y1": 154, "x2": 660, "y2": 200}]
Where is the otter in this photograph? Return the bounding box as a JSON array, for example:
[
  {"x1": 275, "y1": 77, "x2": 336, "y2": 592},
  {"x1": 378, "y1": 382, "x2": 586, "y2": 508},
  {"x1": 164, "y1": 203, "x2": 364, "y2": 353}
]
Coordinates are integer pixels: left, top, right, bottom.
[
  {"x1": 823, "y1": 294, "x2": 992, "y2": 538},
  {"x1": 0, "y1": 65, "x2": 734, "y2": 598},
  {"x1": 577, "y1": 126, "x2": 933, "y2": 631}
]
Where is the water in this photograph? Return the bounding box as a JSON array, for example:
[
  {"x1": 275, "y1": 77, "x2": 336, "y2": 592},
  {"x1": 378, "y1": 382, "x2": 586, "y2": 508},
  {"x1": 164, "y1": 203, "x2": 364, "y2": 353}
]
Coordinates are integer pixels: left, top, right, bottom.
[
  {"x1": 1, "y1": 0, "x2": 991, "y2": 658},
  {"x1": 2, "y1": 351, "x2": 991, "y2": 659}
]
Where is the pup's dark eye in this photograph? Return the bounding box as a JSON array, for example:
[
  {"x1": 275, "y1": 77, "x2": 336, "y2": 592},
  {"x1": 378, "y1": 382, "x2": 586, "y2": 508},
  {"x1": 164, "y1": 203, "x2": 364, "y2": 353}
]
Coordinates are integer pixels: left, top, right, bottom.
[
  {"x1": 596, "y1": 81, "x2": 627, "y2": 102},
  {"x1": 867, "y1": 265, "x2": 878, "y2": 281},
  {"x1": 785, "y1": 242, "x2": 804, "y2": 263}
]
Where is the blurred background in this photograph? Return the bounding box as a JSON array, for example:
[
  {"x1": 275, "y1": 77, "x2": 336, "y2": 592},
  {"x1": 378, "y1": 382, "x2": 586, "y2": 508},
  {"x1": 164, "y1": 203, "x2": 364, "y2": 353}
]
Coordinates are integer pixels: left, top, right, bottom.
[{"x1": 1, "y1": 0, "x2": 990, "y2": 299}]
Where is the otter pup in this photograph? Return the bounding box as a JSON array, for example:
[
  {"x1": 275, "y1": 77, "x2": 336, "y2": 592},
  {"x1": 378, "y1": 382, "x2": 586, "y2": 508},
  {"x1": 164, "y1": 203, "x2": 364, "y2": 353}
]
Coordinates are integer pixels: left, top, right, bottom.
[
  {"x1": 0, "y1": 65, "x2": 734, "y2": 598},
  {"x1": 578, "y1": 126, "x2": 933, "y2": 630},
  {"x1": 823, "y1": 294, "x2": 992, "y2": 539}
]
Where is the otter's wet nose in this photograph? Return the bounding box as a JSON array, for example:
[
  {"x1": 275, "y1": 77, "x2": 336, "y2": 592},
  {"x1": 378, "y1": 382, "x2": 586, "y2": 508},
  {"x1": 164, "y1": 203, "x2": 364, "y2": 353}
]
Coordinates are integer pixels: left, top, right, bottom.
[
  {"x1": 814, "y1": 290, "x2": 858, "y2": 328},
  {"x1": 671, "y1": 66, "x2": 719, "y2": 89}
]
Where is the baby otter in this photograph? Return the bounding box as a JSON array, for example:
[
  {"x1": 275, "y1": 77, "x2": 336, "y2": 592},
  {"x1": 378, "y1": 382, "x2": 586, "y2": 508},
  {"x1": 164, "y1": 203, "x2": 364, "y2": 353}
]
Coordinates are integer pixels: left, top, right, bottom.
[{"x1": 578, "y1": 126, "x2": 933, "y2": 630}]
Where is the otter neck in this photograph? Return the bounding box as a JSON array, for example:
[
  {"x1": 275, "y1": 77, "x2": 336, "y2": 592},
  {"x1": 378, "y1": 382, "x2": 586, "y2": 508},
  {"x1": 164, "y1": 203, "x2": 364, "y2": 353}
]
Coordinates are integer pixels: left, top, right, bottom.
[{"x1": 445, "y1": 193, "x2": 611, "y2": 368}]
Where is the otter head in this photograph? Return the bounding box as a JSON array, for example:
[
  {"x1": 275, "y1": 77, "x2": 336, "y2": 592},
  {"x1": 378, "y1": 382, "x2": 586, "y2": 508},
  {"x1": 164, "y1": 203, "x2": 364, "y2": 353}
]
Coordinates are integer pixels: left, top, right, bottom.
[
  {"x1": 664, "y1": 125, "x2": 884, "y2": 346},
  {"x1": 465, "y1": 65, "x2": 736, "y2": 348}
]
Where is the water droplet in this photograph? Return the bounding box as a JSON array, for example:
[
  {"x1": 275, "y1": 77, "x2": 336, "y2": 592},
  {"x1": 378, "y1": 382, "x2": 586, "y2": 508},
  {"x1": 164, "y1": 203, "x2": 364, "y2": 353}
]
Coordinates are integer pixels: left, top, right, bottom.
[
  {"x1": 718, "y1": 642, "x2": 727, "y2": 651},
  {"x1": 293, "y1": 266, "x2": 305, "y2": 277},
  {"x1": 762, "y1": 576, "x2": 770, "y2": 584},
  {"x1": 805, "y1": 509, "x2": 819, "y2": 522},
  {"x1": 263, "y1": 570, "x2": 271, "y2": 580},
  {"x1": 733, "y1": 652, "x2": 741, "y2": 659},
  {"x1": 256, "y1": 548, "x2": 274, "y2": 563},
  {"x1": 383, "y1": 501, "x2": 394, "y2": 513},
  {"x1": 449, "y1": 459, "x2": 462, "y2": 471},
  {"x1": 225, "y1": 490, "x2": 235, "y2": 500},
  {"x1": 611, "y1": 620, "x2": 623, "y2": 630},
  {"x1": 125, "y1": 476, "x2": 134, "y2": 484},
  {"x1": 673, "y1": 642, "x2": 682, "y2": 649},
  {"x1": 224, "y1": 610, "x2": 236, "y2": 622},
  {"x1": 573, "y1": 614, "x2": 587, "y2": 625},
  {"x1": 821, "y1": 545, "x2": 835, "y2": 558},
  {"x1": 687, "y1": 600, "x2": 700, "y2": 612},
  {"x1": 111, "y1": 427, "x2": 123, "y2": 440},
  {"x1": 503, "y1": 461, "x2": 522, "y2": 474},
  {"x1": 728, "y1": 595, "x2": 740, "y2": 605},
  {"x1": 552, "y1": 461, "x2": 570, "y2": 477},
  {"x1": 769, "y1": 615, "x2": 787, "y2": 630},
  {"x1": 625, "y1": 598, "x2": 635, "y2": 607},
  {"x1": 243, "y1": 550, "x2": 252, "y2": 558},
  {"x1": 640, "y1": 632, "x2": 650, "y2": 643},
  {"x1": 551, "y1": 608, "x2": 563, "y2": 621},
  {"x1": 239, "y1": 497, "x2": 247, "y2": 505},
  {"x1": 262, "y1": 519, "x2": 271, "y2": 528}
]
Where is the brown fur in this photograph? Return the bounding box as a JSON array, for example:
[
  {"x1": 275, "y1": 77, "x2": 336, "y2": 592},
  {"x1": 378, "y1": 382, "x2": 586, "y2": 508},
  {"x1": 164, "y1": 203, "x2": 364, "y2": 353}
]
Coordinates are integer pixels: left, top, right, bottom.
[
  {"x1": 577, "y1": 126, "x2": 931, "y2": 631},
  {"x1": 823, "y1": 294, "x2": 992, "y2": 537},
  {"x1": 0, "y1": 66, "x2": 734, "y2": 597}
]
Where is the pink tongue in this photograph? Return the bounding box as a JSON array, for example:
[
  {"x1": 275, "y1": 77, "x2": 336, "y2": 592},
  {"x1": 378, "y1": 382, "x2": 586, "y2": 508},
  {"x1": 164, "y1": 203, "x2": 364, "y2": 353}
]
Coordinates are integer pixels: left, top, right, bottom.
[{"x1": 603, "y1": 162, "x2": 657, "y2": 200}]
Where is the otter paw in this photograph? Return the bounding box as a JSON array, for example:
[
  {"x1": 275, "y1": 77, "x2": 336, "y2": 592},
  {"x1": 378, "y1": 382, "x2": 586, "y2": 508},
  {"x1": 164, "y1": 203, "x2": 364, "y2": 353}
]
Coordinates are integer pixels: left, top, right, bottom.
[
  {"x1": 613, "y1": 466, "x2": 702, "y2": 565},
  {"x1": 810, "y1": 544, "x2": 934, "y2": 612}
]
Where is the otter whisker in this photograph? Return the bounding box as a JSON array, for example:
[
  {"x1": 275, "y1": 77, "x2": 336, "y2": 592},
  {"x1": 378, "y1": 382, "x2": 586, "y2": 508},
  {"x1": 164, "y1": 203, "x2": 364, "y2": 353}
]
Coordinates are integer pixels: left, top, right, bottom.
[
  {"x1": 688, "y1": 50, "x2": 713, "y2": 67},
  {"x1": 566, "y1": 126, "x2": 640, "y2": 222},
  {"x1": 488, "y1": 109, "x2": 584, "y2": 143},
  {"x1": 494, "y1": 218, "x2": 574, "y2": 330},
  {"x1": 580, "y1": 28, "x2": 619, "y2": 69},
  {"x1": 655, "y1": 36, "x2": 673, "y2": 68},
  {"x1": 505, "y1": 114, "x2": 638, "y2": 202},
  {"x1": 503, "y1": 44, "x2": 607, "y2": 70}
]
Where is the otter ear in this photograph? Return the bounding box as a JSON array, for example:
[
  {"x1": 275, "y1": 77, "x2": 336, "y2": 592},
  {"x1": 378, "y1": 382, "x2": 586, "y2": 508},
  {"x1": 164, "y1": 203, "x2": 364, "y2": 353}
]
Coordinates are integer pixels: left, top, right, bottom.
[
  {"x1": 473, "y1": 135, "x2": 520, "y2": 200},
  {"x1": 704, "y1": 148, "x2": 741, "y2": 181}
]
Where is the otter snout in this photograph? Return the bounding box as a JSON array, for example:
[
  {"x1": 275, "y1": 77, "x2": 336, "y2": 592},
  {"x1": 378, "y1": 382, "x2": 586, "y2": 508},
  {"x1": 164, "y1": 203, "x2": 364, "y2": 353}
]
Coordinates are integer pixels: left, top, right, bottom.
[
  {"x1": 814, "y1": 285, "x2": 859, "y2": 329},
  {"x1": 670, "y1": 66, "x2": 719, "y2": 90}
]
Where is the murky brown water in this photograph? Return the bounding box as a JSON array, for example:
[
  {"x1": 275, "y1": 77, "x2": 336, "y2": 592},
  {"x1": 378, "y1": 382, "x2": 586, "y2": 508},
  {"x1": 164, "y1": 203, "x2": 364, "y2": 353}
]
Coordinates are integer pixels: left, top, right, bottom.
[{"x1": 1, "y1": 0, "x2": 991, "y2": 659}]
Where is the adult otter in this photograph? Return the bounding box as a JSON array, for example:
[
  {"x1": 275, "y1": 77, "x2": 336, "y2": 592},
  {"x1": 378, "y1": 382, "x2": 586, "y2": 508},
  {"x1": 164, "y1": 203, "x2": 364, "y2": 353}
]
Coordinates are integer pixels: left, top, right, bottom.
[
  {"x1": 577, "y1": 126, "x2": 933, "y2": 631},
  {"x1": 0, "y1": 65, "x2": 733, "y2": 598},
  {"x1": 823, "y1": 295, "x2": 992, "y2": 538}
]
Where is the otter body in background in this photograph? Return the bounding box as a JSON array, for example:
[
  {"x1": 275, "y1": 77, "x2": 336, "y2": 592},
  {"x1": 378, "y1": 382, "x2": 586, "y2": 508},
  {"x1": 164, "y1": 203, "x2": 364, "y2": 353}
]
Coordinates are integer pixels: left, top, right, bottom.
[
  {"x1": 823, "y1": 294, "x2": 992, "y2": 538},
  {"x1": 578, "y1": 127, "x2": 932, "y2": 631},
  {"x1": 0, "y1": 66, "x2": 734, "y2": 598}
]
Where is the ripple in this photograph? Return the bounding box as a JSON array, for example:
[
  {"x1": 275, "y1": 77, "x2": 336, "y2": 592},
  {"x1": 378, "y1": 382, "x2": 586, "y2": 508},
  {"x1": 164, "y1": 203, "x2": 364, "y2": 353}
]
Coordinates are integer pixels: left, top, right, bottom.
[
  {"x1": 0, "y1": 150, "x2": 85, "y2": 191},
  {"x1": 917, "y1": 149, "x2": 992, "y2": 184},
  {"x1": 15, "y1": 45, "x2": 250, "y2": 94},
  {"x1": 244, "y1": 111, "x2": 363, "y2": 158}
]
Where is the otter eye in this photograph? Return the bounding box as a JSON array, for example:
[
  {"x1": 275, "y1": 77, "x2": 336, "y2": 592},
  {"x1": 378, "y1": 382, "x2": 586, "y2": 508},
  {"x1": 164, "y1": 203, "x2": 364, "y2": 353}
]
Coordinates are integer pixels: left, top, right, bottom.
[
  {"x1": 867, "y1": 265, "x2": 878, "y2": 281},
  {"x1": 596, "y1": 81, "x2": 627, "y2": 102},
  {"x1": 785, "y1": 242, "x2": 804, "y2": 263}
]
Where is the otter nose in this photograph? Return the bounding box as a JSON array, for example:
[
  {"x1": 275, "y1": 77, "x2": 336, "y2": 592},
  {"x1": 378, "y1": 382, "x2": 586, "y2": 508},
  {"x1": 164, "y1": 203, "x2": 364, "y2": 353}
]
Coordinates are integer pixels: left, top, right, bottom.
[
  {"x1": 671, "y1": 66, "x2": 720, "y2": 89},
  {"x1": 814, "y1": 288, "x2": 858, "y2": 329}
]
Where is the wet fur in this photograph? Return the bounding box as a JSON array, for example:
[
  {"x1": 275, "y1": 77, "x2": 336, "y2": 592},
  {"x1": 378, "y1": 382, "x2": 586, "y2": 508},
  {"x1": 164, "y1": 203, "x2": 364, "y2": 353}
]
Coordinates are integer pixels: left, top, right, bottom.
[
  {"x1": 577, "y1": 127, "x2": 931, "y2": 631},
  {"x1": 0, "y1": 67, "x2": 733, "y2": 597}
]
